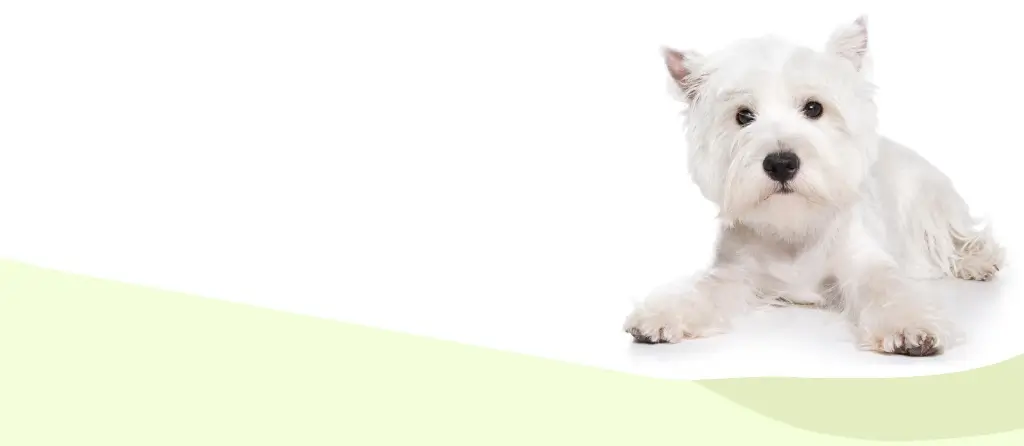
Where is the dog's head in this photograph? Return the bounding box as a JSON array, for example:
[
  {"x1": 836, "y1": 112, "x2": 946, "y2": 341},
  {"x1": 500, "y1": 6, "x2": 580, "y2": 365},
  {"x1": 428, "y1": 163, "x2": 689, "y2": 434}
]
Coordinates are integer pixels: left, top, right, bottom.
[{"x1": 666, "y1": 17, "x2": 878, "y2": 238}]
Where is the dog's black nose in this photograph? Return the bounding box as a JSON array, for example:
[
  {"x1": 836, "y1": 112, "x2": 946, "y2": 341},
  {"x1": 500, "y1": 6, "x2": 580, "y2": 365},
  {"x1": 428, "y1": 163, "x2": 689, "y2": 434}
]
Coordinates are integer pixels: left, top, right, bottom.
[{"x1": 762, "y1": 151, "x2": 800, "y2": 182}]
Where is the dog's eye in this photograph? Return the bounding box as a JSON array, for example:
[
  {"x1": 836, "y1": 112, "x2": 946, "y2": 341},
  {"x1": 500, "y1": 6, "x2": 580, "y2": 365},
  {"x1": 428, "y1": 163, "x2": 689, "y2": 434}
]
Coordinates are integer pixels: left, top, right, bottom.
[
  {"x1": 735, "y1": 108, "x2": 756, "y2": 126},
  {"x1": 802, "y1": 101, "x2": 824, "y2": 119}
]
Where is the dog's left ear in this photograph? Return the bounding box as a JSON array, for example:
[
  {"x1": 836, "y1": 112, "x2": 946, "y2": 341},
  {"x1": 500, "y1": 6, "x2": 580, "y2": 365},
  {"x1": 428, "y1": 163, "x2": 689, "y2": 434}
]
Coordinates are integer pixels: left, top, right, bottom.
[
  {"x1": 826, "y1": 15, "x2": 869, "y2": 71},
  {"x1": 663, "y1": 47, "x2": 706, "y2": 102}
]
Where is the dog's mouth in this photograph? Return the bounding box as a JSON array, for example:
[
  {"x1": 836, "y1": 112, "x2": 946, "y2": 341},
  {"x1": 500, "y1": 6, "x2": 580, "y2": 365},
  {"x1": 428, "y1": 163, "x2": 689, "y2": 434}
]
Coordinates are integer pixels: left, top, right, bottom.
[
  {"x1": 755, "y1": 183, "x2": 795, "y2": 205},
  {"x1": 756, "y1": 183, "x2": 801, "y2": 205},
  {"x1": 764, "y1": 181, "x2": 833, "y2": 208}
]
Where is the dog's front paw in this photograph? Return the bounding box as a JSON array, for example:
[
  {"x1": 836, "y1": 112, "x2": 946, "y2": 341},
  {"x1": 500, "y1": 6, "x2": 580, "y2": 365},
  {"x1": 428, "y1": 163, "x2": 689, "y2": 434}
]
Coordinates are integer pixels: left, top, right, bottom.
[
  {"x1": 867, "y1": 328, "x2": 943, "y2": 357},
  {"x1": 623, "y1": 310, "x2": 691, "y2": 344},
  {"x1": 623, "y1": 297, "x2": 721, "y2": 344}
]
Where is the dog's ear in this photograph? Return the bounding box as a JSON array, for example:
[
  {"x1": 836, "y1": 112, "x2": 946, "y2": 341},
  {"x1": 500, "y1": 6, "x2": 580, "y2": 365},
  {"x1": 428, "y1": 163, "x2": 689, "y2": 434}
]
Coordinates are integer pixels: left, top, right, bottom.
[
  {"x1": 826, "y1": 15, "x2": 869, "y2": 71},
  {"x1": 663, "y1": 47, "x2": 706, "y2": 102}
]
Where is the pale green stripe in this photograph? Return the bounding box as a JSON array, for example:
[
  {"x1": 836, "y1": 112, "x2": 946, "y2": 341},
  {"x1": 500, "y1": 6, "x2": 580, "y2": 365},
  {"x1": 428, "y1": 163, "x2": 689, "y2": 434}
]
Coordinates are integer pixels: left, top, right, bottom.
[
  {"x1": 0, "y1": 260, "x2": 1019, "y2": 445},
  {"x1": 701, "y1": 357, "x2": 1023, "y2": 441}
]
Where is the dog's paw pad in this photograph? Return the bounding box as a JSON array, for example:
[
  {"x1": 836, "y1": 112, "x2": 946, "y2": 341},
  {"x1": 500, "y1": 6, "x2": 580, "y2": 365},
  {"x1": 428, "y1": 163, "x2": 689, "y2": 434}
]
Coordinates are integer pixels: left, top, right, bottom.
[{"x1": 877, "y1": 330, "x2": 942, "y2": 357}]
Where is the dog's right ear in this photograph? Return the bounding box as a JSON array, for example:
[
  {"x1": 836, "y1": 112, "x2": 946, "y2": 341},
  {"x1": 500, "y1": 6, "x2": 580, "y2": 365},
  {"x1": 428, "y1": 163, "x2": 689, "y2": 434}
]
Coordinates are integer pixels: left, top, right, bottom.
[
  {"x1": 826, "y1": 16, "x2": 869, "y2": 71},
  {"x1": 663, "y1": 47, "x2": 706, "y2": 102}
]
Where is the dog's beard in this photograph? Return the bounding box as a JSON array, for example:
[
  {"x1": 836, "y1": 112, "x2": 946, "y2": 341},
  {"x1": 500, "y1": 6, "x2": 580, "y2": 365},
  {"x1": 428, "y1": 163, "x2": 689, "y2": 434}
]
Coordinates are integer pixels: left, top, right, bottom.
[{"x1": 717, "y1": 153, "x2": 856, "y2": 229}]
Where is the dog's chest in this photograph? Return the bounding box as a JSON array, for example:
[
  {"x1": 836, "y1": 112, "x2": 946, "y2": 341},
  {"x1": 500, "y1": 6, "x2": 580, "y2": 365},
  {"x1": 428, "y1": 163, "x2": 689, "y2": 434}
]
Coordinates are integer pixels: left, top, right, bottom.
[{"x1": 752, "y1": 245, "x2": 831, "y2": 305}]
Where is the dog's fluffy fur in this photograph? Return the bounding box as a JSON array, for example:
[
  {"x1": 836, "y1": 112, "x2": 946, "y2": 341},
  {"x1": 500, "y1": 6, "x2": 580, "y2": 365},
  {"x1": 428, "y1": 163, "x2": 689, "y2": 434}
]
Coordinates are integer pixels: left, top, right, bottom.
[{"x1": 623, "y1": 16, "x2": 1004, "y2": 356}]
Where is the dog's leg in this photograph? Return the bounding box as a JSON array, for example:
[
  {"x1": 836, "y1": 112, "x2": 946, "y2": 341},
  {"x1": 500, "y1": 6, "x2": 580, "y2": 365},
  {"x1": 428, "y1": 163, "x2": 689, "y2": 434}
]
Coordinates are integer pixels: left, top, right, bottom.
[
  {"x1": 623, "y1": 265, "x2": 755, "y2": 343},
  {"x1": 845, "y1": 267, "x2": 950, "y2": 356},
  {"x1": 835, "y1": 231, "x2": 952, "y2": 356}
]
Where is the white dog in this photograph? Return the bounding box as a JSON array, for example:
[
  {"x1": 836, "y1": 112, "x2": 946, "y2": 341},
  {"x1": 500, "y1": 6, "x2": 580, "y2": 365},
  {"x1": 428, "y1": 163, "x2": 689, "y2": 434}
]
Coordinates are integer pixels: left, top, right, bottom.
[{"x1": 623, "y1": 16, "x2": 1003, "y2": 356}]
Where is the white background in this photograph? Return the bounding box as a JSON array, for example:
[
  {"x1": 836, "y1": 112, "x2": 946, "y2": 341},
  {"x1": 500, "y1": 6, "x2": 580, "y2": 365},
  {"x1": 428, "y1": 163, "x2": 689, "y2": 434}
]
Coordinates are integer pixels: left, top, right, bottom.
[{"x1": 1, "y1": 1, "x2": 1021, "y2": 378}]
